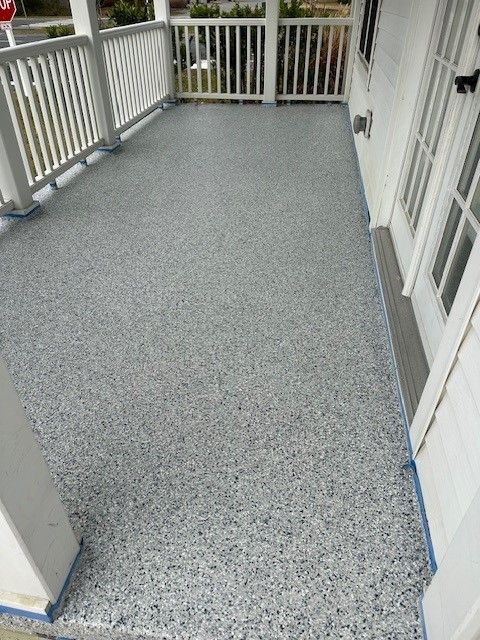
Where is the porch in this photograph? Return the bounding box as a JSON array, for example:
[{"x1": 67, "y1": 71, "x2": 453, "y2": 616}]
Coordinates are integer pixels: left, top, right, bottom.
[{"x1": 0, "y1": 103, "x2": 428, "y2": 639}]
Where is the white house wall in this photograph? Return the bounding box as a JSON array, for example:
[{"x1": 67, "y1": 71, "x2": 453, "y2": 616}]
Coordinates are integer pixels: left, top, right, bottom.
[
  {"x1": 349, "y1": 0, "x2": 412, "y2": 212},
  {"x1": 416, "y1": 299, "x2": 480, "y2": 565}
]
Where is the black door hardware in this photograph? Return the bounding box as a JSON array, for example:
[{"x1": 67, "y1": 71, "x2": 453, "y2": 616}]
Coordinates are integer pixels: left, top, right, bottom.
[{"x1": 454, "y1": 69, "x2": 480, "y2": 94}]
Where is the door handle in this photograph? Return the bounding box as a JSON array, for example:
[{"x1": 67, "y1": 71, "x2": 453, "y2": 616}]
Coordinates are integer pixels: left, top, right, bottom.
[{"x1": 454, "y1": 69, "x2": 480, "y2": 93}]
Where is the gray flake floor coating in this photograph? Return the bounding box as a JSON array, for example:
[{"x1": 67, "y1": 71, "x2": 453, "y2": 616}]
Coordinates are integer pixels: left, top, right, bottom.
[{"x1": 0, "y1": 105, "x2": 428, "y2": 640}]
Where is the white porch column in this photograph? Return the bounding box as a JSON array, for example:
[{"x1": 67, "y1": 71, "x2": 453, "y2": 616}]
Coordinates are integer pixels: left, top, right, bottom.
[
  {"x1": 70, "y1": 0, "x2": 119, "y2": 149},
  {"x1": 0, "y1": 82, "x2": 38, "y2": 217},
  {"x1": 153, "y1": 0, "x2": 176, "y2": 101},
  {"x1": 0, "y1": 357, "x2": 80, "y2": 620},
  {"x1": 262, "y1": 0, "x2": 279, "y2": 105}
]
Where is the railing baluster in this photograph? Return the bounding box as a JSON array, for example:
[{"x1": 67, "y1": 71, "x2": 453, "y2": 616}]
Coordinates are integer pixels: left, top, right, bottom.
[
  {"x1": 303, "y1": 25, "x2": 311, "y2": 96},
  {"x1": 194, "y1": 25, "x2": 201, "y2": 92},
  {"x1": 334, "y1": 25, "x2": 345, "y2": 96},
  {"x1": 115, "y1": 37, "x2": 132, "y2": 122},
  {"x1": 79, "y1": 46, "x2": 98, "y2": 140},
  {"x1": 48, "y1": 51, "x2": 74, "y2": 158},
  {"x1": 71, "y1": 47, "x2": 93, "y2": 146},
  {"x1": 137, "y1": 32, "x2": 149, "y2": 107},
  {"x1": 216, "y1": 25, "x2": 221, "y2": 93},
  {"x1": 38, "y1": 54, "x2": 67, "y2": 164},
  {"x1": 103, "y1": 40, "x2": 121, "y2": 128},
  {"x1": 324, "y1": 25, "x2": 334, "y2": 95},
  {"x1": 293, "y1": 25, "x2": 300, "y2": 95},
  {"x1": 145, "y1": 31, "x2": 155, "y2": 106},
  {"x1": 206, "y1": 25, "x2": 212, "y2": 93},
  {"x1": 158, "y1": 28, "x2": 168, "y2": 100},
  {"x1": 24, "y1": 57, "x2": 52, "y2": 174},
  {"x1": 106, "y1": 39, "x2": 124, "y2": 126},
  {"x1": 126, "y1": 34, "x2": 140, "y2": 116},
  {"x1": 246, "y1": 25, "x2": 251, "y2": 95},
  {"x1": 313, "y1": 25, "x2": 323, "y2": 95},
  {"x1": 9, "y1": 61, "x2": 44, "y2": 178},
  {"x1": 226, "y1": 25, "x2": 231, "y2": 94},
  {"x1": 55, "y1": 49, "x2": 81, "y2": 154},
  {"x1": 30, "y1": 56, "x2": 59, "y2": 168},
  {"x1": 148, "y1": 29, "x2": 161, "y2": 102},
  {"x1": 64, "y1": 48, "x2": 87, "y2": 149},
  {"x1": 184, "y1": 26, "x2": 192, "y2": 93},
  {"x1": 174, "y1": 25, "x2": 182, "y2": 93},
  {"x1": 256, "y1": 25, "x2": 261, "y2": 95},
  {"x1": 283, "y1": 25, "x2": 290, "y2": 95},
  {"x1": 236, "y1": 25, "x2": 241, "y2": 95}
]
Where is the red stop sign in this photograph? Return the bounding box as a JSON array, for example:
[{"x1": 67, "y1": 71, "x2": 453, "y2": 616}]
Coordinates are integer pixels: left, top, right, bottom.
[{"x1": 0, "y1": 0, "x2": 16, "y2": 23}]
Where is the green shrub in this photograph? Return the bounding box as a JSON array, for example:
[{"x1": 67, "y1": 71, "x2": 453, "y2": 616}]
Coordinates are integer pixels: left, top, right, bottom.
[
  {"x1": 109, "y1": 0, "x2": 148, "y2": 26},
  {"x1": 189, "y1": 3, "x2": 220, "y2": 18},
  {"x1": 45, "y1": 24, "x2": 74, "y2": 37}
]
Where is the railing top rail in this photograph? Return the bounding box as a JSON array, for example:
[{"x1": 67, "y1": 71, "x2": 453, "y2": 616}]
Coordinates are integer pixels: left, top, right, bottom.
[
  {"x1": 278, "y1": 17, "x2": 354, "y2": 26},
  {"x1": 0, "y1": 34, "x2": 89, "y2": 64},
  {"x1": 170, "y1": 17, "x2": 266, "y2": 27},
  {"x1": 100, "y1": 20, "x2": 166, "y2": 40}
]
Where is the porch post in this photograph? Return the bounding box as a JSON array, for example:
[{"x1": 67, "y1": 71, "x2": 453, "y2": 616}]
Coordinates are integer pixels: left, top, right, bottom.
[
  {"x1": 262, "y1": 0, "x2": 279, "y2": 105},
  {"x1": 0, "y1": 81, "x2": 38, "y2": 217},
  {"x1": 153, "y1": 0, "x2": 176, "y2": 102},
  {"x1": 0, "y1": 357, "x2": 80, "y2": 620},
  {"x1": 70, "y1": 0, "x2": 119, "y2": 150}
]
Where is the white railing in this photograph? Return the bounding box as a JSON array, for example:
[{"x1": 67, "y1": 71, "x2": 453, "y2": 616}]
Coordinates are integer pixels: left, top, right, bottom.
[
  {"x1": 0, "y1": 35, "x2": 100, "y2": 191},
  {"x1": 0, "y1": 0, "x2": 359, "y2": 216},
  {"x1": 170, "y1": 13, "x2": 354, "y2": 103},
  {"x1": 171, "y1": 17, "x2": 266, "y2": 101},
  {"x1": 277, "y1": 18, "x2": 353, "y2": 102},
  {"x1": 101, "y1": 21, "x2": 169, "y2": 133}
]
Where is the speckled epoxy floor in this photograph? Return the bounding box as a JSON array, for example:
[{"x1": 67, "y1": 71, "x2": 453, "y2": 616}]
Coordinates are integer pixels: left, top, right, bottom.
[{"x1": 0, "y1": 104, "x2": 428, "y2": 640}]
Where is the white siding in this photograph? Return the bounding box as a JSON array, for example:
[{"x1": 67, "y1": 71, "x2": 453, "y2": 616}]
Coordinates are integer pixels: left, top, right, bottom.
[
  {"x1": 348, "y1": 0, "x2": 412, "y2": 211},
  {"x1": 416, "y1": 300, "x2": 480, "y2": 563}
]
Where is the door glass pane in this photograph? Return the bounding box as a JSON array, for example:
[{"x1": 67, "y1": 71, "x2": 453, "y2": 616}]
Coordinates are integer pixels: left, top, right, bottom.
[
  {"x1": 470, "y1": 180, "x2": 480, "y2": 222},
  {"x1": 437, "y1": 0, "x2": 455, "y2": 56},
  {"x1": 432, "y1": 200, "x2": 462, "y2": 286},
  {"x1": 419, "y1": 60, "x2": 440, "y2": 138},
  {"x1": 432, "y1": 71, "x2": 456, "y2": 154},
  {"x1": 452, "y1": 0, "x2": 474, "y2": 64},
  {"x1": 441, "y1": 220, "x2": 476, "y2": 314},
  {"x1": 425, "y1": 68, "x2": 451, "y2": 149},
  {"x1": 403, "y1": 140, "x2": 421, "y2": 210},
  {"x1": 413, "y1": 161, "x2": 433, "y2": 230},
  {"x1": 458, "y1": 113, "x2": 480, "y2": 199}
]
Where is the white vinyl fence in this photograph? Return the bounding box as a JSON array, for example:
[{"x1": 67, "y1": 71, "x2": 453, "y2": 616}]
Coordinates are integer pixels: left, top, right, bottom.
[
  {"x1": 170, "y1": 13, "x2": 355, "y2": 103},
  {"x1": 0, "y1": 36, "x2": 100, "y2": 190},
  {"x1": 278, "y1": 18, "x2": 353, "y2": 102},
  {"x1": 101, "y1": 21, "x2": 170, "y2": 133},
  {"x1": 171, "y1": 18, "x2": 266, "y2": 101}
]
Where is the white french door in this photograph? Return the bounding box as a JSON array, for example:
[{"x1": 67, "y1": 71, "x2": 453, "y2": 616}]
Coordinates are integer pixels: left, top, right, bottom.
[
  {"x1": 414, "y1": 56, "x2": 480, "y2": 358},
  {"x1": 389, "y1": 0, "x2": 479, "y2": 362}
]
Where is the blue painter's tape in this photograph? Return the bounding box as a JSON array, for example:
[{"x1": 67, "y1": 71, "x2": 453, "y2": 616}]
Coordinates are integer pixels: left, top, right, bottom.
[
  {"x1": 0, "y1": 539, "x2": 83, "y2": 625},
  {"x1": 0, "y1": 604, "x2": 52, "y2": 623},
  {"x1": 349, "y1": 124, "x2": 438, "y2": 574},
  {"x1": 370, "y1": 235, "x2": 438, "y2": 575},
  {"x1": 418, "y1": 594, "x2": 428, "y2": 640}
]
